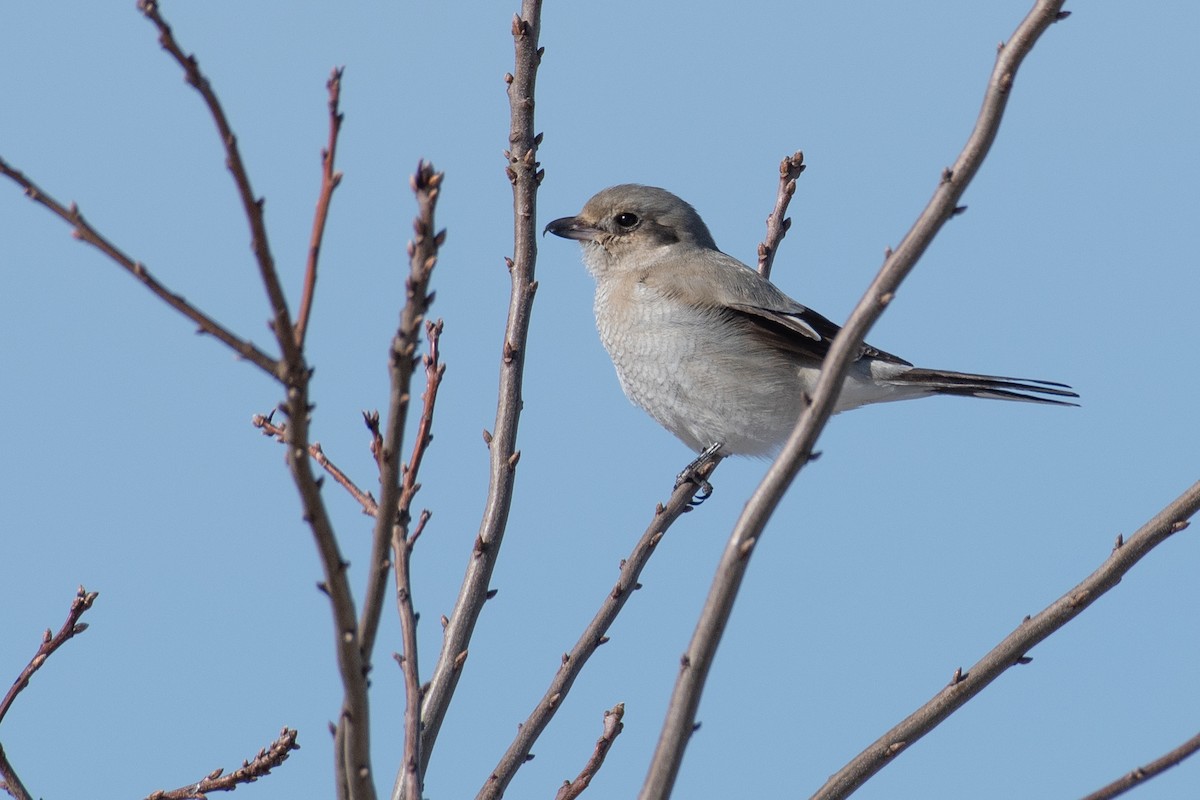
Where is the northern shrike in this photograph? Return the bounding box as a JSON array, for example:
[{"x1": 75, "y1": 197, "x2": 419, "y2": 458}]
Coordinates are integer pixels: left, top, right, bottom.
[{"x1": 545, "y1": 184, "x2": 1077, "y2": 458}]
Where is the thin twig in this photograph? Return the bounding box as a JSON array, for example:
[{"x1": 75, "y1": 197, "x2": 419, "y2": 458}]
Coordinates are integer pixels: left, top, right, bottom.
[
  {"x1": 0, "y1": 158, "x2": 280, "y2": 378},
  {"x1": 476, "y1": 461, "x2": 719, "y2": 800},
  {"x1": 400, "y1": 319, "x2": 446, "y2": 520},
  {"x1": 555, "y1": 704, "x2": 626, "y2": 800},
  {"x1": 813, "y1": 482, "x2": 1199, "y2": 800},
  {"x1": 639, "y1": 3, "x2": 1072, "y2": 798},
  {"x1": 252, "y1": 415, "x2": 379, "y2": 516},
  {"x1": 137, "y1": 0, "x2": 301, "y2": 372},
  {"x1": 0, "y1": 586, "x2": 98, "y2": 726},
  {"x1": 313, "y1": 443, "x2": 379, "y2": 516},
  {"x1": 391, "y1": 319, "x2": 447, "y2": 800},
  {"x1": 295, "y1": 67, "x2": 346, "y2": 350},
  {"x1": 142, "y1": 727, "x2": 301, "y2": 800},
  {"x1": 1076, "y1": 729, "x2": 1200, "y2": 800},
  {"x1": 359, "y1": 162, "x2": 445, "y2": 668},
  {"x1": 0, "y1": 587, "x2": 98, "y2": 800},
  {"x1": 393, "y1": 6, "x2": 544, "y2": 799},
  {"x1": 392, "y1": 509, "x2": 425, "y2": 800},
  {"x1": 756, "y1": 151, "x2": 806, "y2": 279}
]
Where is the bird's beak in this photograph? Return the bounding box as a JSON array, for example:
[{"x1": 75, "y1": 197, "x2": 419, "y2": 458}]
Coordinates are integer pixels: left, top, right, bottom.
[{"x1": 544, "y1": 215, "x2": 600, "y2": 241}]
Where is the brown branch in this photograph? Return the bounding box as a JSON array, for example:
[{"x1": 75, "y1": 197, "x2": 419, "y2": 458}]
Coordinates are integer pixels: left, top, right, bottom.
[
  {"x1": 0, "y1": 587, "x2": 98, "y2": 800},
  {"x1": 391, "y1": 319, "x2": 447, "y2": 800},
  {"x1": 399, "y1": 319, "x2": 445, "y2": 519},
  {"x1": 293, "y1": 404, "x2": 372, "y2": 800},
  {"x1": 555, "y1": 704, "x2": 626, "y2": 800},
  {"x1": 143, "y1": 727, "x2": 300, "y2": 800},
  {"x1": 640, "y1": 3, "x2": 1072, "y2": 798},
  {"x1": 0, "y1": 586, "x2": 98, "y2": 726},
  {"x1": 0, "y1": 157, "x2": 280, "y2": 378},
  {"x1": 137, "y1": 0, "x2": 301, "y2": 371},
  {"x1": 756, "y1": 151, "x2": 806, "y2": 279},
  {"x1": 295, "y1": 67, "x2": 346, "y2": 350},
  {"x1": 394, "y1": 6, "x2": 544, "y2": 799},
  {"x1": 252, "y1": 414, "x2": 379, "y2": 516},
  {"x1": 1077, "y1": 729, "x2": 1200, "y2": 800},
  {"x1": 392, "y1": 505, "x2": 426, "y2": 800},
  {"x1": 813, "y1": 481, "x2": 1200, "y2": 800},
  {"x1": 359, "y1": 161, "x2": 445, "y2": 670},
  {"x1": 476, "y1": 460, "x2": 719, "y2": 800},
  {"x1": 0, "y1": 742, "x2": 33, "y2": 800},
  {"x1": 126, "y1": 24, "x2": 365, "y2": 786}
]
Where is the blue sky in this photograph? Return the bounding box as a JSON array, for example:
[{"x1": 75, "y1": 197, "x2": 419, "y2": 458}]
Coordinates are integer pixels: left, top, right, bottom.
[{"x1": 2, "y1": 2, "x2": 1197, "y2": 799}]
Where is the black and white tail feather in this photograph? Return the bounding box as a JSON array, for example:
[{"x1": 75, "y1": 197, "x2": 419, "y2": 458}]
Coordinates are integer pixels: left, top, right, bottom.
[{"x1": 894, "y1": 368, "x2": 1079, "y2": 406}]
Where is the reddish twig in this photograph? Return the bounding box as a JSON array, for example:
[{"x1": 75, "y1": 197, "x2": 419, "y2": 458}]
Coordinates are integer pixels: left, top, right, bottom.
[
  {"x1": 394, "y1": 9, "x2": 544, "y2": 799},
  {"x1": 812, "y1": 482, "x2": 1199, "y2": 800},
  {"x1": 0, "y1": 586, "x2": 98, "y2": 726},
  {"x1": 252, "y1": 414, "x2": 379, "y2": 516},
  {"x1": 359, "y1": 162, "x2": 445, "y2": 673},
  {"x1": 137, "y1": 0, "x2": 300, "y2": 371},
  {"x1": 294, "y1": 67, "x2": 346, "y2": 350},
  {"x1": 142, "y1": 727, "x2": 300, "y2": 800},
  {"x1": 0, "y1": 158, "x2": 280, "y2": 378},
  {"x1": 0, "y1": 587, "x2": 98, "y2": 800},
  {"x1": 756, "y1": 151, "x2": 806, "y2": 279},
  {"x1": 399, "y1": 319, "x2": 446, "y2": 518},
  {"x1": 391, "y1": 319, "x2": 447, "y2": 800},
  {"x1": 1076, "y1": 730, "x2": 1200, "y2": 800},
  {"x1": 476, "y1": 460, "x2": 719, "y2": 800},
  {"x1": 555, "y1": 704, "x2": 626, "y2": 800},
  {"x1": 641, "y1": 4, "x2": 1073, "y2": 798}
]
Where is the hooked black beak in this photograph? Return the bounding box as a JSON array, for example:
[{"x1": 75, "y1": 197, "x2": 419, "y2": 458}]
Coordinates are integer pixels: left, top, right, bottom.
[{"x1": 543, "y1": 215, "x2": 599, "y2": 241}]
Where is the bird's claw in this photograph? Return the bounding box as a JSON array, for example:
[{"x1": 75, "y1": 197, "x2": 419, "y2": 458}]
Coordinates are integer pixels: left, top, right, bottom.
[{"x1": 675, "y1": 442, "x2": 723, "y2": 505}]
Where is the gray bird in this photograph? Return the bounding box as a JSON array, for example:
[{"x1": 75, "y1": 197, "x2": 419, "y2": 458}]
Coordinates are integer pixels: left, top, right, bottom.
[{"x1": 545, "y1": 184, "x2": 1077, "y2": 458}]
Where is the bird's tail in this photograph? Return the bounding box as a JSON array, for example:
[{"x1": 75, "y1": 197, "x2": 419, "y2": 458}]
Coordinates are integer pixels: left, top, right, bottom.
[{"x1": 895, "y1": 368, "x2": 1080, "y2": 406}]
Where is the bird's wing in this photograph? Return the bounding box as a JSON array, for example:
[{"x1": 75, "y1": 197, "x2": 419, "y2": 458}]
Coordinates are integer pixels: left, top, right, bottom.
[{"x1": 696, "y1": 250, "x2": 913, "y2": 366}]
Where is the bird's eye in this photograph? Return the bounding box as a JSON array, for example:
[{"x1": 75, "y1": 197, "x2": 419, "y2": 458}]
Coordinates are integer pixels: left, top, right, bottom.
[{"x1": 614, "y1": 212, "x2": 639, "y2": 229}]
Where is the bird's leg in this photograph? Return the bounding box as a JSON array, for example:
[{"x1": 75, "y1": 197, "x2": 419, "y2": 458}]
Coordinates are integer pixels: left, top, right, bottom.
[{"x1": 676, "y1": 441, "x2": 723, "y2": 505}]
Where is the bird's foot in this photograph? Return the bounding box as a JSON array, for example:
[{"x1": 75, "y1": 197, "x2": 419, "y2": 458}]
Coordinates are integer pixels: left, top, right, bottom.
[{"x1": 676, "y1": 442, "x2": 724, "y2": 505}]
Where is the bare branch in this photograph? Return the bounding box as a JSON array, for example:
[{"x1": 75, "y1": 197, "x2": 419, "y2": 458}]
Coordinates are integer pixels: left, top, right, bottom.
[
  {"x1": 312, "y1": 442, "x2": 379, "y2": 516},
  {"x1": 814, "y1": 481, "x2": 1200, "y2": 799},
  {"x1": 640, "y1": 3, "x2": 1072, "y2": 797},
  {"x1": 137, "y1": 0, "x2": 301, "y2": 371},
  {"x1": 394, "y1": 6, "x2": 544, "y2": 798},
  {"x1": 756, "y1": 151, "x2": 806, "y2": 279},
  {"x1": 477, "y1": 461, "x2": 719, "y2": 799},
  {"x1": 142, "y1": 727, "x2": 300, "y2": 800},
  {"x1": 0, "y1": 587, "x2": 98, "y2": 800},
  {"x1": 295, "y1": 67, "x2": 346, "y2": 350},
  {"x1": 0, "y1": 157, "x2": 280, "y2": 377},
  {"x1": 0, "y1": 742, "x2": 33, "y2": 800},
  {"x1": 555, "y1": 704, "x2": 626, "y2": 800},
  {"x1": 252, "y1": 415, "x2": 380, "y2": 516},
  {"x1": 392, "y1": 319, "x2": 447, "y2": 800},
  {"x1": 1076, "y1": 729, "x2": 1200, "y2": 800},
  {"x1": 400, "y1": 319, "x2": 446, "y2": 521},
  {"x1": 0, "y1": 586, "x2": 98, "y2": 726},
  {"x1": 287, "y1": 391, "x2": 372, "y2": 800},
  {"x1": 359, "y1": 161, "x2": 445, "y2": 666}
]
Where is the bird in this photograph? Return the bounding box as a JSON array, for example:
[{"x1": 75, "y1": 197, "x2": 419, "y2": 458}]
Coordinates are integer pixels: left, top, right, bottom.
[{"x1": 544, "y1": 184, "x2": 1077, "y2": 459}]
